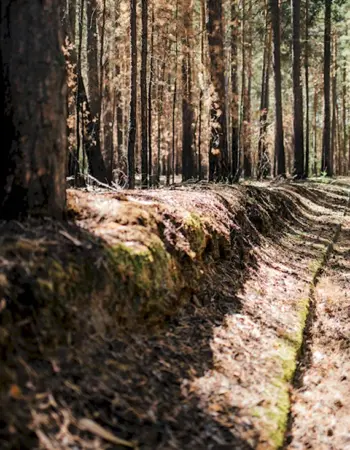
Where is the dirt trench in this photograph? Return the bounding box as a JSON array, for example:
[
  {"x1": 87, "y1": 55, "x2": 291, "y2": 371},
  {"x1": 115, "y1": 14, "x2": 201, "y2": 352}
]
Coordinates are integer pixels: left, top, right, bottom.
[
  {"x1": 0, "y1": 180, "x2": 350, "y2": 450},
  {"x1": 285, "y1": 182, "x2": 350, "y2": 450}
]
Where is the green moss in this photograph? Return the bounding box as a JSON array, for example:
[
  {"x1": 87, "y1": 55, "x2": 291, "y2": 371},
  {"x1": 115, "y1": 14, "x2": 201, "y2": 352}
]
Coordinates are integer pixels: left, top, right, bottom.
[
  {"x1": 252, "y1": 295, "x2": 311, "y2": 449},
  {"x1": 105, "y1": 236, "x2": 183, "y2": 321},
  {"x1": 183, "y1": 212, "x2": 208, "y2": 259}
]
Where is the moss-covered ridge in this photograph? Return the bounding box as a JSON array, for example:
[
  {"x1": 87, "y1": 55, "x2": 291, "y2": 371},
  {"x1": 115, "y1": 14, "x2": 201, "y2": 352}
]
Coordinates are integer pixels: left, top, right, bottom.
[{"x1": 0, "y1": 184, "x2": 297, "y2": 355}]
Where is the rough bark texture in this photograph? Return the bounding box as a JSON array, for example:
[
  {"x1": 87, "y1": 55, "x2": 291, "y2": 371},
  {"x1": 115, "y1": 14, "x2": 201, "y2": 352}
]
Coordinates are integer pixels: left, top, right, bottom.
[
  {"x1": 127, "y1": 0, "x2": 137, "y2": 188},
  {"x1": 182, "y1": 0, "x2": 195, "y2": 181},
  {"x1": 206, "y1": 0, "x2": 229, "y2": 181},
  {"x1": 87, "y1": 0, "x2": 102, "y2": 159},
  {"x1": 231, "y1": 0, "x2": 240, "y2": 181},
  {"x1": 270, "y1": 0, "x2": 286, "y2": 176},
  {"x1": 292, "y1": 0, "x2": 304, "y2": 178},
  {"x1": 258, "y1": 20, "x2": 272, "y2": 180},
  {"x1": 304, "y1": 0, "x2": 310, "y2": 177},
  {"x1": 0, "y1": 0, "x2": 67, "y2": 219},
  {"x1": 141, "y1": 0, "x2": 148, "y2": 188}
]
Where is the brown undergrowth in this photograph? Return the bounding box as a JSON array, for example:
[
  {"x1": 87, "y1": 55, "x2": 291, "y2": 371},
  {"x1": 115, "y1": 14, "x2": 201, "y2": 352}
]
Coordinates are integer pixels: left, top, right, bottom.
[{"x1": 0, "y1": 181, "x2": 348, "y2": 449}]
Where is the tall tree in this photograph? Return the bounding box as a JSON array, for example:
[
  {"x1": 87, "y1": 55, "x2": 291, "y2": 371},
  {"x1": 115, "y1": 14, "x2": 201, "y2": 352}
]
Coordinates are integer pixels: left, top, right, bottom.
[
  {"x1": 141, "y1": 0, "x2": 148, "y2": 187},
  {"x1": 182, "y1": 0, "x2": 195, "y2": 181},
  {"x1": 258, "y1": 10, "x2": 272, "y2": 179},
  {"x1": 292, "y1": 0, "x2": 304, "y2": 178},
  {"x1": 270, "y1": 0, "x2": 286, "y2": 176},
  {"x1": 0, "y1": 0, "x2": 67, "y2": 219},
  {"x1": 304, "y1": 0, "x2": 310, "y2": 177},
  {"x1": 127, "y1": 0, "x2": 137, "y2": 188},
  {"x1": 241, "y1": 0, "x2": 253, "y2": 178},
  {"x1": 206, "y1": 0, "x2": 229, "y2": 181},
  {"x1": 231, "y1": 0, "x2": 240, "y2": 181},
  {"x1": 322, "y1": 0, "x2": 332, "y2": 176}
]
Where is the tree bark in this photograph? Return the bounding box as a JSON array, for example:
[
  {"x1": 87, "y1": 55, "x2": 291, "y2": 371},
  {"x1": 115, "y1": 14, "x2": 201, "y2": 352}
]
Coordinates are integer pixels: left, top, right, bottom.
[
  {"x1": 292, "y1": 0, "x2": 304, "y2": 178},
  {"x1": 258, "y1": 18, "x2": 272, "y2": 179},
  {"x1": 231, "y1": 0, "x2": 240, "y2": 181},
  {"x1": 269, "y1": 0, "x2": 286, "y2": 176},
  {"x1": 87, "y1": 0, "x2": 102, "y2": 166},
  {"x1": 141, "y1": 0, "x2": 148, "y2": 187},
  {"x1": 182, "y1": 0, "x2": 195, "y2": 181},
  {"x1": 206, "y1": 0, "x2": 229, "y2": 181},
  {"x1": 0, "y1": 0, "x2": 67, "y2": 219},
  {"x1": 127, "y1": 0, "x2": 137, "y2": 188},
  {"x1": 304, "y1": 0, "x2": 310, "y2": 177},
  {"x1": 322, "y1": 0, "x2": 332, "y2": 176}
]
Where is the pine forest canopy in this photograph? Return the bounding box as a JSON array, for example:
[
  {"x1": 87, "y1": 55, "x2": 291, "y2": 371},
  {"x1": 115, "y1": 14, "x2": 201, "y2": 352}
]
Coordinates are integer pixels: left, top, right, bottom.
[{"x1": 1, "y1": 0, "x2": 350, "y2": 218}]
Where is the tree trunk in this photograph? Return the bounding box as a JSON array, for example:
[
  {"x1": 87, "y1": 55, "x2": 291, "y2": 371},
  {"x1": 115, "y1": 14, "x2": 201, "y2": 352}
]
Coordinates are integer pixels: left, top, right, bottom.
[
  {"x1": 304, "y1": 0, "x2": 310, "y2": 177},
  {"x1": 87, "y1": 0, "x2": 102, "y2": 168},
  {"x1": 342, "y1": 63, "x2": 347, "y2": 175},
  {"x1": 115, "y1": 0, "x2": 125, "y2": 183},
  {"x1": 148, "y1": 4, "x2": 155, "y2": 186},
  {"x1": 0, "y1": 0, "x2": 67, "y2": 219},
  {"x1": 182, "y1": 0, "x2": 195, "y2": 181},
  {"x1": 258, "y1": 23, "x2": 272, "y2": 180},
  {"x1": 127, "y1": 0, "x2": 137, "y2": 188},
  {"x1": 292, "y1": 0, "x2": 304, "y2": 178},
  {"x1": 313, "y1": 86, "x2": 319, "y2": 175},
  {"x1": 172, "y1": 0, "x2": 179, "y2": 184},
  {"x1": 269, "y1": 0, "x2": 286, "y2": 176},
  {"x1": 198, "y1": 0, "x2": 206, "y2": 181},
  {"x1": 331, "y1": 32, "x2": 337, "y2": 175},
  {"x1": 141, "y1": 0, "x2": 148, "y2": 188},
  {"x1": 322, "y1": 0, "x2": 332, "y2": 176},
  {"x1": 206, "y1": 0, "x2": 229, "y2": 181}
]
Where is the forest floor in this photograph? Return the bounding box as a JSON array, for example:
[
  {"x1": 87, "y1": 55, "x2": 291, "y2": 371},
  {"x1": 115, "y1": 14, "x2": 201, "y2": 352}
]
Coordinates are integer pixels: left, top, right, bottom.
[{"x1": 0, "y1": 179, "x2": 349, "y2": 450}]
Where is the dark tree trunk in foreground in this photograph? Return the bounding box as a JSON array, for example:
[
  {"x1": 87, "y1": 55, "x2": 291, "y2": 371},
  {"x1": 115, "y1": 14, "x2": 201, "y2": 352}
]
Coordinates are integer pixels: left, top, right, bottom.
[
  {"x1": 322, "y1": 0, "x2": 332, "y2": 176},
  {"x1": 0, "y1": 0, "x2": 67, "y2": 219},
  {"x1": 270, "y1": 0, "x2": 286, "y2": 176},
  {"x1": 292, "y1": 0, "x2": 304, "y2": 178}
]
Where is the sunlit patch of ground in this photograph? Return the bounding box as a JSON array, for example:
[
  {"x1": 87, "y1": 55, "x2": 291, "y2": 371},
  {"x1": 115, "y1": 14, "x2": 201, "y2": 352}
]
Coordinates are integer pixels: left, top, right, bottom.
[{"x1": 286, "y1": 218, "x2": 350, "y2": 450}]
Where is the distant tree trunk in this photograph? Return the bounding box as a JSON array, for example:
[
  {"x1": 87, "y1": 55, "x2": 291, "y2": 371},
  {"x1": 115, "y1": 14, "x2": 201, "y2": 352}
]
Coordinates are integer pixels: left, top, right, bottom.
[
  {"x1": 292, "y1": 0, "x2": 304, "y2": 178},
  {"x1": 141, "y1": 0, "x2": 148, "y2": 188},
  {"x1": 198, "y1": 0, "x2": 206, "y2": 181},
  {"x1": 206, "y1": 0, "x2": 229, "y2": 181},
  {"x1": 269, "y1": 0, "x2": 286, "y2": 176},
  {"x1": 313, "y1": 86, "x2": 319, "y2": 175},
  {"x1": 342, "y1": 63, "x2": 347, "y2": 175},
  {"x1": 258, "y1": 20, "x2": 272, "y2": 180},
  {"x1": 322, "y1": 0, "x2": 332, "y2": 176},
  {"x1": 182, "y1": 0, "x2": 195, "y2": 181},
  {"x1": 231, "y1": 0, "x2": 240, "y2": 181},
  {"x1": 87, "y1": 0, "x2": 102, "y2": 167},
  {"x1": 242, "y1": 0, "x2": 252, "y2": 178},
  {"x1": 127, "y1": 0, "x2": 137, "y2": 188},
  {"x1": 75, "y1": 0, "x2": 85, "y2": 182},
  {"x1": 148, "y1": 4, "x2": 155, "y2": 186},
  {"x1": 172, "y1": 0, "x2": 179, "y2": 184},
  {"x1": 331, "y1": 33, "x2": 337, "y2": 175},
  {"x1": 115, "y1": 1, "x2": 125, "y2": 183},
  {"x1": 304, "y1": 0, "x2": 310, "y2": 177},
  {"x1": 0, "y1": 0, "x2": 67, "y2": 219}
]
